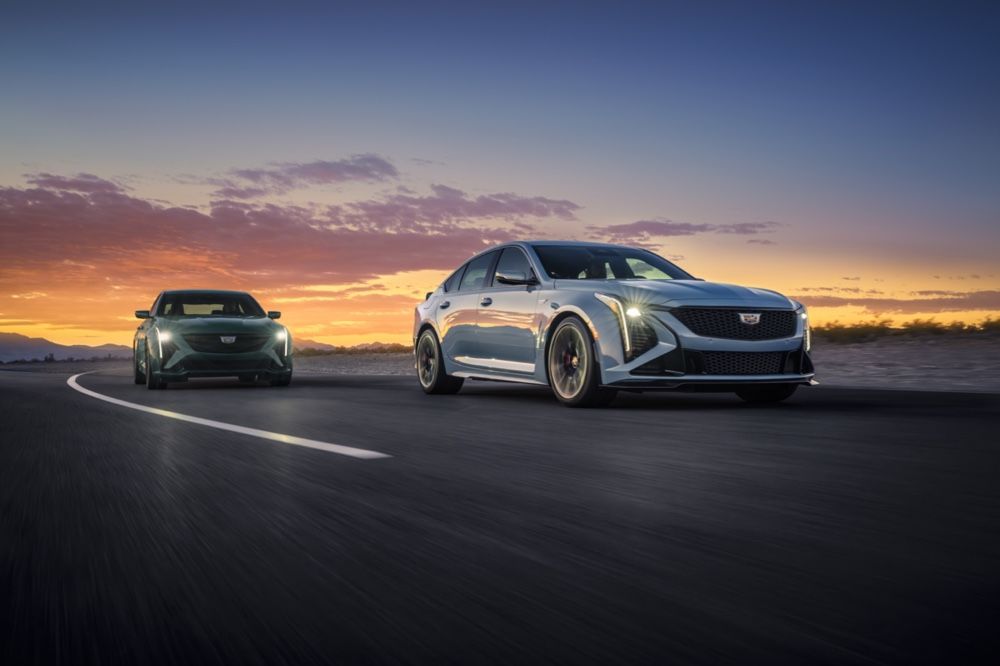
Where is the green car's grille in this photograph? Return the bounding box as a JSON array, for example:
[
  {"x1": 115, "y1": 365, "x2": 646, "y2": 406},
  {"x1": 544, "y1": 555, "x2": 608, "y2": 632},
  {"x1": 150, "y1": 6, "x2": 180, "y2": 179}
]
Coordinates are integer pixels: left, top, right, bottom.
[{"x1": 183, "y1": 334, "x2": 270, "y2": 353}]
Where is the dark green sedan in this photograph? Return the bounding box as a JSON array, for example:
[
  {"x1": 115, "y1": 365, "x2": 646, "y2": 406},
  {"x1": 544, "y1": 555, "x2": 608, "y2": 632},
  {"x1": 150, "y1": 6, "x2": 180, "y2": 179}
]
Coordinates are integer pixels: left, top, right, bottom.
[{"x1": 133, "y1": 290, "x2": 293, "y2": 389}]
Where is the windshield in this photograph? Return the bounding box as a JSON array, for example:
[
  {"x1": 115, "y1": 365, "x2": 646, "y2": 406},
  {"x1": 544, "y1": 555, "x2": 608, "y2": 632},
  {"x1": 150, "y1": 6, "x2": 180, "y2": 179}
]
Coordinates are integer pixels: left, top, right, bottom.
[
  {"x1": 156, "y1": 292, "x2": 266, "y2": 317},
  {"x1": 532, "y1": 245, "x2": 693, "y2": 281}
]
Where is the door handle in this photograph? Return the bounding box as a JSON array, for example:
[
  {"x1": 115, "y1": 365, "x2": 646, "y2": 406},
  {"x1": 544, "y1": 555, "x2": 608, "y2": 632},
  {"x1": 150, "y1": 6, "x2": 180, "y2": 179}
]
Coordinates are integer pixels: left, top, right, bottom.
[
  {"x1": 480, "y1": 297, "x2": 493, "y2": 306},
  {"x1": 439, "y1": 301, "x2": 450, "y2": 309}
]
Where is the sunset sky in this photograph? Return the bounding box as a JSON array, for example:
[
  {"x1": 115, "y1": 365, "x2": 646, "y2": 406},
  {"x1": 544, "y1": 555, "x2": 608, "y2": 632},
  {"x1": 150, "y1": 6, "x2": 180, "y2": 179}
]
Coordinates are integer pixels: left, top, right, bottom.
[{"x1": 2, "y1": 2, "x2": 998, "y2": 347}]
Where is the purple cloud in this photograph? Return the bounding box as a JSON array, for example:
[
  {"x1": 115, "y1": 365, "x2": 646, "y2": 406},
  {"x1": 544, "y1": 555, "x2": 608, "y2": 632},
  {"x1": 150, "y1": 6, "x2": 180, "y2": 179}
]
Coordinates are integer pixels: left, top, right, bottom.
[
  {"x1": 0, "y1": 176, "x2": 577, "y2": 289},
  {"x1": 327, "y1": 184, "x2": 580, "y2": 233},
  {"x1": 589, "y1": 219, "x2": 781, "y2": 244},
  {"x1": 24, "y1": 172, "x2": 125, "y2": 194},
  {"x1": 215, "y1": 154, "x2": 400, "y2": 198}
]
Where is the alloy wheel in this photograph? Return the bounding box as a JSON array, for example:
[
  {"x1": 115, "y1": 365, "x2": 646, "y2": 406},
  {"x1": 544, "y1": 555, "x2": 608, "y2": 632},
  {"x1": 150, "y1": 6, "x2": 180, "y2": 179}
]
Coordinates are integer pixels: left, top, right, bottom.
[
  {"x1": 417, "y1": 332, "x2": 438, "y2": 388},
  {"x1": 549, "y1": 323, "x2": 588, "y2": 400}
]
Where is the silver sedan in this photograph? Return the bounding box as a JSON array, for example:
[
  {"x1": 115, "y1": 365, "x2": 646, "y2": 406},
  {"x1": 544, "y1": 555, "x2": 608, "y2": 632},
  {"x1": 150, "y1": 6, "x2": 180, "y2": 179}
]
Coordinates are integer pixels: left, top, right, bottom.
[{"x1": 413, "y1": 241, "x2": 815, "y2": 407}]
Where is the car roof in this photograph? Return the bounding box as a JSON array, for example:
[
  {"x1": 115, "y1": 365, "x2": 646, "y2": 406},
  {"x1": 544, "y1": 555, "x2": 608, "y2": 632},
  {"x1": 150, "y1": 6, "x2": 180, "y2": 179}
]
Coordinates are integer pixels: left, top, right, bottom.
[
  {"x1": 160, "y1": 289, "x2": 252, "y2": 295},
  {"x1": 519, "y1": 240, "x2": 627, "y2": 247}
]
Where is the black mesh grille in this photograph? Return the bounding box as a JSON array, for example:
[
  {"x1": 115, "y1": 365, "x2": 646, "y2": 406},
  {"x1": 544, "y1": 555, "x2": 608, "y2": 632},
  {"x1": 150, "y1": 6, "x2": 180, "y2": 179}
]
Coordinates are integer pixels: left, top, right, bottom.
[
  {"x1": 700, "y1": 351, "x2": 784, "y2": 375},
  {"x1": 183, "y1": 334, "x2": 270, "y2": 353},
  {"x1": 671, "y1": 308, "x2": 796, "y2": 340}
]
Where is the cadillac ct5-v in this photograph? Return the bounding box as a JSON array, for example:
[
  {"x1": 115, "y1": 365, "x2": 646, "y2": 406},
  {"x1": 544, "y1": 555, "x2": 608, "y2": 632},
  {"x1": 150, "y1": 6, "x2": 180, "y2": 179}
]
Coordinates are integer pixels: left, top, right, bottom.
[
  {"x1": 413, "y1": 241, "x2": 814, "y2": 406},
  {"x1": 133, "y1": 290, "x2": 293, "y2": 389}
]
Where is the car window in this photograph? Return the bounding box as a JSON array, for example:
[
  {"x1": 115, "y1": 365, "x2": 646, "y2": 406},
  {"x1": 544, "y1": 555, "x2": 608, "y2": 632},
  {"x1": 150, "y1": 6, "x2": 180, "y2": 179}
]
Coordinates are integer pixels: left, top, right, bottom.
[
  {"x1": 625, "y1": 257, "x2": 673, "y2": 280},
  {"x1": 458, "y1": 252, "x2": 496, "y2": 291},
  {"x1": 532, "y1": 245, "x2": 692, "y2": 280},
  {"x1": 443, "y1": 265, "x2": 466, "y2": 293},
  {"x1": 492, "y1": 248, "x2": 534, "y2": 286},
  {"x1": 156, "y1": 292, "x2": 266, "y2": 317}
]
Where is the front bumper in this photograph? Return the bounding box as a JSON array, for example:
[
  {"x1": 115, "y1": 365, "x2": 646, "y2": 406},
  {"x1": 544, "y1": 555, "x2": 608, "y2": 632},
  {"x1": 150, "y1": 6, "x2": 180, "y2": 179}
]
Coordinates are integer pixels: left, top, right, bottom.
[
  {"x1": 596, "y1": 307, "x2": 815, "y2": 391},
  {"x1": 156, "y1": 349, "x2": 293, "y2": 381}
]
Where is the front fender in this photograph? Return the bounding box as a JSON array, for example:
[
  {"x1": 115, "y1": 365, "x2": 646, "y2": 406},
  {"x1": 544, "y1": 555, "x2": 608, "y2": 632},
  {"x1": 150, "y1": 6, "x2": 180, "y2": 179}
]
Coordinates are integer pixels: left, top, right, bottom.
[{"x1": 536, "y1": 295, "x2": 625, "y2": 385}]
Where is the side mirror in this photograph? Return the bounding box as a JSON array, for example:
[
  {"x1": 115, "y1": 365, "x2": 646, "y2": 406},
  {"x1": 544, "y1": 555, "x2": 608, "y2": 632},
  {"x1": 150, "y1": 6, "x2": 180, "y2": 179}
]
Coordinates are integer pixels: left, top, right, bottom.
[
  {"x1": 496, "y1": 270, "x2": 539, "y2": 286},
  {"x1": 134, "y1": 310, "x2": 150, "y2": 319},
  {"x1": 267, "y1": 311, "x2": 281, "y2": 319}
]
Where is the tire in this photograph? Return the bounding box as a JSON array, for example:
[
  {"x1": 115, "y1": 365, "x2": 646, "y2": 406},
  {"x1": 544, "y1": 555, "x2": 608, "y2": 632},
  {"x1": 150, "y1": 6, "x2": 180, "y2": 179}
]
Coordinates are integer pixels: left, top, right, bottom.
[
  {"x1": 133, "y1": 343, "x2": 145, "y2": 385},
  {"x1": 239, "y1": 374, "x2": 257, "y2": 383},
  {"x1": 736, "y1": 384, "x2": 798, "y2": 404},
  {"x1": 145, "y1": 345, "x2": 167, "y2": 390},
  {"x1": 270, "y1": 374, "x2": 292, "y2": 387},
  {"x1": 415, "y1": 329, "x2": 464, "y2": 395},
  {"x1": 546, "y1": 317, "x2": 617, "y2": 407}
]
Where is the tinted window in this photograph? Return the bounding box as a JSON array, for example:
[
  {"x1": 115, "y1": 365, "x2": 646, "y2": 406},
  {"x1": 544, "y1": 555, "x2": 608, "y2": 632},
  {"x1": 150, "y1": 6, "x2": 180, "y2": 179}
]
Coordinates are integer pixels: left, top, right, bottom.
[
  {"x1": 443, "y1": 266, "x2": 465, "y2": 293},
  {"x1": 156, "y1": 292, "x2": 266, "y2": 317},
  {"x1": 458, "y1": 252, "x2": 497, "y2": 291},
  {"x1": 532, "y1": 245, "x2": 692, "y2": 281},
  {"x1": 493, "y1": 248, "x2": 534, "y2": 285}
]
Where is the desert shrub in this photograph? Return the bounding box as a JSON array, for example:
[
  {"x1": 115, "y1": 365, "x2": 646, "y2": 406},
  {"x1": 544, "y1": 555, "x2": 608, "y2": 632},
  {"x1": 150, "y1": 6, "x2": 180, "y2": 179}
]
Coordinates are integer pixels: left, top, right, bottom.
[
  {"x1": 812, "y1": 320, "x2": 894, "y2": 344},
  {"x1": 979, "y1": 318, "x2": 1000, "y2": 333}
]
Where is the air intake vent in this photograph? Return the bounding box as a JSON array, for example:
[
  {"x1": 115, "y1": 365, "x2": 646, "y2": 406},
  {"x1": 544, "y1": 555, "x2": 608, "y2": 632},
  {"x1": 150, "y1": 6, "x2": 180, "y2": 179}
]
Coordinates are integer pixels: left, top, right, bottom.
[{"x1": 695, "y1": 351, "x2": 785, "y2": 375}]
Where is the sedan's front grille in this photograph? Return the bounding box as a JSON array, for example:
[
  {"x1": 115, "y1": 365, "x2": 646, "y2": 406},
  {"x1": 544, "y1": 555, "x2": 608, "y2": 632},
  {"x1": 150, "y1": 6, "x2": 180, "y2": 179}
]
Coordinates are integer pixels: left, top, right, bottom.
[
  {"x1": 183, "y1": 334, "x2": 270, "y2": 353},
  {"x1": 697, "y1": 351, "x2": 785, "y2": 375},
  {"x1": 671, "y1": 308, "x2": 796, "y2": 340}
]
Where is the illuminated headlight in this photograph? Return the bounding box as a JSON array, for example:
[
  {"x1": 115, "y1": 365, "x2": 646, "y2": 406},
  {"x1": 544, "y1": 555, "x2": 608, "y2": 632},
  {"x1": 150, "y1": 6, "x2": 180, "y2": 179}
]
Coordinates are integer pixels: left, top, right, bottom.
[
  {"x1": 794, "y1": 305, "x2": 811, "y2": 352},
  {"x1": 275, "y1": 328, "x2": 289, "y2": 356},
  {"x1": 595, "y1": 293, "x2": 655, "y2": 361},
  {"x1": 595, "y1": 293, "x2": 631, "y2": 356},
  {"x1": 154, "y1": 328, "x2": 171, "y2": 357}
]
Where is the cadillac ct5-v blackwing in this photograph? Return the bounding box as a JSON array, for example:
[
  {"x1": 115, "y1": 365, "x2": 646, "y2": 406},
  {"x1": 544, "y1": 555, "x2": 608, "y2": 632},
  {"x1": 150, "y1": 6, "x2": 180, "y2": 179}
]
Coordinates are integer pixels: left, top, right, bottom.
[
  {"x1": 133, "y1": 290, "x2": 292, "y2": 389},
  {"x1": 413, "y1": 241, "x2": 814, "y2": 406}
]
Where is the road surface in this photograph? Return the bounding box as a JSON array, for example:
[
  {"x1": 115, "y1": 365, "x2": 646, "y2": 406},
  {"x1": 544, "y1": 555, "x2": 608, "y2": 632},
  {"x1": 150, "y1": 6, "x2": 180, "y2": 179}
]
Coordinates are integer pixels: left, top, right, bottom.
[{"x1": 2, "y1": 368, "x2": 999, "y2": 664}]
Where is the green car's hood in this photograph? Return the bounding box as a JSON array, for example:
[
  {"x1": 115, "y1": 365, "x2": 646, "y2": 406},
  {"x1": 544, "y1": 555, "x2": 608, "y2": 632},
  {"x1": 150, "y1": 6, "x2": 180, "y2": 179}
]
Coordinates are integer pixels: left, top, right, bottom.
[{"x1": 156, "y1": 316, "x2": 282, "y2": 334}]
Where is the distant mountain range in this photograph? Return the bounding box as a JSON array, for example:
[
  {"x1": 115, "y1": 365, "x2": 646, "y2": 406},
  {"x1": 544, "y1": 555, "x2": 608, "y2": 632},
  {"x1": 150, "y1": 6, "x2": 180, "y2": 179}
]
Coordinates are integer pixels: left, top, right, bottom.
[
  {"x1": 0, "y1": 332, "x2": 131, "y2": 363},
  {"x1": 0, "y1": 333, "x2": 407, "y2": 363}
]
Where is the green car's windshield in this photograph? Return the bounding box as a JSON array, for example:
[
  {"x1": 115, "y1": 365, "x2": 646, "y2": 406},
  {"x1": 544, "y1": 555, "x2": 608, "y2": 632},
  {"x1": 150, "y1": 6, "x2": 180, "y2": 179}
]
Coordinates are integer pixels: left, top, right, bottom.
[
  {"x1": 532, "y1": 245, "x2": 693, "y2": 281},
  {"x1": 157, "y1": 292, "x2": 265, "y2": 317}
]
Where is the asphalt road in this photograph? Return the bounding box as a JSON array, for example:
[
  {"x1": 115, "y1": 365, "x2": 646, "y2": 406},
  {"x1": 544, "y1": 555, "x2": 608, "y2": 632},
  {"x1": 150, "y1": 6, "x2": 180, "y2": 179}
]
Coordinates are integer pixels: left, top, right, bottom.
[{"x1": 2, "y1": 368, "x2": 999, "y2": 665}]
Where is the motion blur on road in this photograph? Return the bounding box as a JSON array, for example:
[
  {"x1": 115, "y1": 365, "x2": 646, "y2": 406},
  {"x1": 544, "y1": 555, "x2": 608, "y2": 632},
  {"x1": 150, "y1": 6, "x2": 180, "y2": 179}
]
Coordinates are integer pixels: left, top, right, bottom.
[{"x1": 2, "y1": 368, "x2": 999, "y2": 664}]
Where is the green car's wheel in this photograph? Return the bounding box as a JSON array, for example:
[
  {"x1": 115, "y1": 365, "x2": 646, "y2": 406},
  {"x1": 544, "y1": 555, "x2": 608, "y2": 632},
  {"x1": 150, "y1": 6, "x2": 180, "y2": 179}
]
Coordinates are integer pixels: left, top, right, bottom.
[
  {"x1": 270, "y1": 374, "x2": 292, "y2": 387},
  {"x1": 145, "y1": 344, "x2": 167, "y2": 390},
  {"x1": 133, "y1": 343, "x2": 145, "y2": 385}
]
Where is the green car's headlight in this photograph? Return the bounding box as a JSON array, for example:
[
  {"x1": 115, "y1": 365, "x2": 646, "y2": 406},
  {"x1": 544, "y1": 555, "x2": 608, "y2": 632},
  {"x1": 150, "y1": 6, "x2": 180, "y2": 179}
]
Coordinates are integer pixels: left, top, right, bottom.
[
  {"x1": 154, "y1": 328, "x2": 172, "y2": 357},
  {"x1": 275, "y1": 327, "x2": 290, "y2": 356}
]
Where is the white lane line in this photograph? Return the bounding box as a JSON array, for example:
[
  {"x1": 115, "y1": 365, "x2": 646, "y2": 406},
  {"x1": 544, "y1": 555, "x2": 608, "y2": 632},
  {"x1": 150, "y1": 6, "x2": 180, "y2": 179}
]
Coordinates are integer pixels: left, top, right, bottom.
[{"x1": 66, "y1": 372, "x2": 390, "y2": 460}]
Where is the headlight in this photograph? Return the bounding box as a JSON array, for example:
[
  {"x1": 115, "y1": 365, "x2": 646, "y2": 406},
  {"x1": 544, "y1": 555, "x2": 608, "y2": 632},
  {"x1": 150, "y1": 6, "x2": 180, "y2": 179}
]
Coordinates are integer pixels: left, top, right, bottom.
[
  {"x1": 275, "y1": 328, "x2": 290, "y2": 355},
  {"x1": 154, "y1": 328, "x2": 171, "y2": 357},
  {"x1": 595, "y1": 293, "x2": 632, "y2": 356},
  {"x1": 595, "y1": 293, "x2": 658, "y2": 361},
  {"x1": 794, "y1": 304, "x2": 811, "y2": 352}
]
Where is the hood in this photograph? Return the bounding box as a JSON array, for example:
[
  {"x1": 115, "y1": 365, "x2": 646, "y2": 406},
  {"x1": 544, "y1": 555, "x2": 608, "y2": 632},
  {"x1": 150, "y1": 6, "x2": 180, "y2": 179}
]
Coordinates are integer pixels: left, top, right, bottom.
[
  {"x1": 155, "y1": 316, "x2": 282, "y2": 334},
  {"x1": 553, "y1": 279, "x2": 795, "y2": 309}
]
